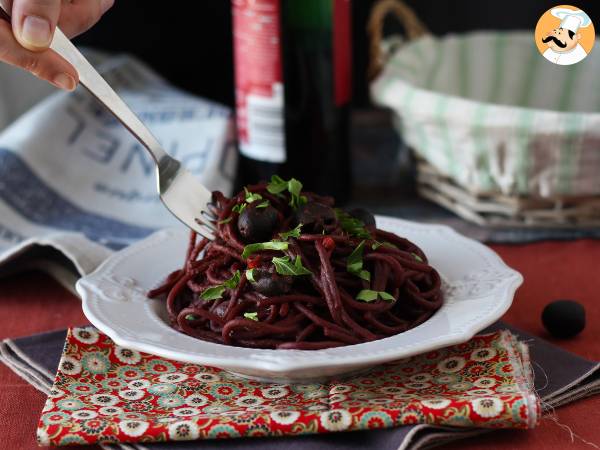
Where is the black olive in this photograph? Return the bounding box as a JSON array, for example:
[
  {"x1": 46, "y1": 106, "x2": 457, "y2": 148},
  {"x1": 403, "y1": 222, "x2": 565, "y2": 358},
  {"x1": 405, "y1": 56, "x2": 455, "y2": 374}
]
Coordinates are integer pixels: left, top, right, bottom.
[
  {"x1": 249, "y1": 268, "x2": 293, "y2": 296},
  {"x1": 295, "y1": 202, "x2": 336, "y2": 233},
  {"x1": 349, "y1": 208, "x2": 376, "y2": 227},
  {"x1": 542, "y1": 300, "x2": 586, "y2": 339},
  {"x1": 237, "y1": 203, "x2": 279, "y2": 243}
]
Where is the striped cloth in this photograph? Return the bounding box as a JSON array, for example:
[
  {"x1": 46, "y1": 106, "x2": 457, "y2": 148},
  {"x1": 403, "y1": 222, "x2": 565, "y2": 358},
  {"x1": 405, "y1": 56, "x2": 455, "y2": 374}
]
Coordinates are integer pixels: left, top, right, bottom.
[
  {"x1": 0, "y1": 53, "x2": 235, "y2": 284},
  {"x1": 371, "y1": 31, "x2": 600, "y2": 198}
]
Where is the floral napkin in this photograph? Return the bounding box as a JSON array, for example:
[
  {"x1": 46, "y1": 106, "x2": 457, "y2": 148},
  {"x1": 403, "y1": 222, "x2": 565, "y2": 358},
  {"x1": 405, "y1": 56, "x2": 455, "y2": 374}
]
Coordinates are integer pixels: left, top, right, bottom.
[{"x1": 37, "y1": 327, "x2": 539, "y2": 446}]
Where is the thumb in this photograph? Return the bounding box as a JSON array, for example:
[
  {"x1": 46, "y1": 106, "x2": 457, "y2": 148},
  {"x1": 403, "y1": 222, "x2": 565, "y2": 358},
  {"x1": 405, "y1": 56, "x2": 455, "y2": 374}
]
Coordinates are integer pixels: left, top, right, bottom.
[{"x1": 11, "y1": 0, "x2": 61, "y2": 51}]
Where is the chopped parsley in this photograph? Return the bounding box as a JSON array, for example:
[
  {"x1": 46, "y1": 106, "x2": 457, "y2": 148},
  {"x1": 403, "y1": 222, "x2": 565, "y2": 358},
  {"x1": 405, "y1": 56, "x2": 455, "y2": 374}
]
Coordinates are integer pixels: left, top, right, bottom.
[
  {"x1": 241, "y1": 241, "x2": 289, "y2": 259},
  {"x1": 356, "y1": 290, "x2": 395, "y2": 302},
  {"x1": 245, "y1": 268, "x2": 256, "y2": 282},
  {"x1": 371, "y1": 241, "x2": 397, "y2": 250},
  {"x1": 411, "y1": 252, "x2": 424, "y2": 262},
  {"x1": 279, "y1": 223, "x2": 303, "y2": 240},
  {"x1": 232, "y1": 203, "x2": 246, "y2": 214},
  {"x1": 335, "y1": 209, "x2": 371, "y2": 239},
  {"x1": 244, "y1": 187, "x2": 263, "y2": 204},
  {"x1": 272, "y1": 255, "x2": 312, "y2": 276},
  {"x1": 266, "y1": 175, "x2": 308, "y2": 209},
  {"x1": 244, "y1": 312, "x2": 259, "y2": 321},
  {"x1": 199, "y1": 270, "x2": 241, "y2": 301},
  {"x1": 346, "y1": 240, "x2": 370, "y2": 281}
]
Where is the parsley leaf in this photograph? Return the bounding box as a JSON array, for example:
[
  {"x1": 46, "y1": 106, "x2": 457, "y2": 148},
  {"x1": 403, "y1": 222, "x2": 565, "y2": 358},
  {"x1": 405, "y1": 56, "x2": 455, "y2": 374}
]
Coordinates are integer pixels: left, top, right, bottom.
[
  {"x1": 279, "y1": 223, "x2": 302, "y2": 240},
  {"x1": 256, "y1": 200, "x2": 270, "y2": 208},
  {"x1": 232, "y1": 203, "x2": 246, "y2": 214},
  {"x1": 199, "y1": 285, "x2": 226, "y2": 301},
  {"x1": 266, "y1": 175, "x2": 288, "y2": 195},
  {"x1": 371, "y1": 241, "x2": 397, "y2": 250},
  {"x1": 335, "y1": 209, "x2": 371, "y2": 239},
  {"x1": 356, "y1": 289, "x2": 378, "y2": 302},
  {"x1": 378, "y1": 291, "x2": 395, "y2": 301},
  {"x1": 242, "y1": 241, "x2": 289, "y2": 259},
  {"x1": 199, "y1": 271, "x2": 241, "y2": 301},
  {"x1": 223, "y1": 270, "x2": 241, "y2": 289},
  {"x1": 244, "y1": 187, "x2": 263, "y2": 203},
  {"x1": 218, "y1": 217, "x2": 233, "y2": 225},
  {"x1": 185, "y1": 314, "x2": 198, "y2": 321},
  {"x1": 288, "y1": 178, "x2": 308, "y2": 208},
  {"x1": 347, "y1": 240, "x2": 371, "y2": 281},
  {"x1": 245, "y1": 269, "x2": 256, "y2": 282},
  {"x1": 356, "y1": 290, "x2": 395, "y2": 302},
  {"x1": 411, "y1": 252, "x2": 424, "y2": 262},
  {"x1": 244, "y1": 312, "x2": 259, "y2": 321},
  {"x1": 272, "y1": 255, "x2": 312, "y2": 276},
  {"x1": 266, "y1": 175, "x2": 307, "y2": 209}
]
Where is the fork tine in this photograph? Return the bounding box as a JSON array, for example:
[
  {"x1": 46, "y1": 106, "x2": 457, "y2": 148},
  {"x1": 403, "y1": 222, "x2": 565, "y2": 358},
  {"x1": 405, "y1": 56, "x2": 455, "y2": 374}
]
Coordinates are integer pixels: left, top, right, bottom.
[
  {"x1": 201, "y1": 210, "x2": 217, "y2": 223},
  {"x1": 192, "y1": 220, "x2": 216, "y2": 240},
  {"x1": 195, "y1": 217, "x2": 217, "y2": 233}
]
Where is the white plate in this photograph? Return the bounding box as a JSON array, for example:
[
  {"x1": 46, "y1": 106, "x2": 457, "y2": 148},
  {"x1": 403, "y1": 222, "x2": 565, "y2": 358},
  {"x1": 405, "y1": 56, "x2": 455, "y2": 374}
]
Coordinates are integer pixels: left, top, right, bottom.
[{"x1": 77, "y1": 217, "x2": 522, "y2": 382}]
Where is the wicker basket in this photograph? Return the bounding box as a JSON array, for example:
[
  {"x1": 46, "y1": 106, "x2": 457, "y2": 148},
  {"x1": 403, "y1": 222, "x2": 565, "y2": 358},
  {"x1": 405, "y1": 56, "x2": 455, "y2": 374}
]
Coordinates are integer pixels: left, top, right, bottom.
[{"x1": 368, "y1": 0, "x2": 600, "y2": 227}]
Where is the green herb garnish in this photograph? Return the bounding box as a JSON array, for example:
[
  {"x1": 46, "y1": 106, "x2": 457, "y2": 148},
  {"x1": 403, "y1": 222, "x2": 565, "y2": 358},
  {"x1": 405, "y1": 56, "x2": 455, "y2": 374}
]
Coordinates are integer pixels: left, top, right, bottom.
[
  {"x1": 411, "y1": 252, "x2": 424, "y2": 262},
  {"x1": 199, "y1": 285, "x2": 226, "y2": 301},
  {"x1": 245, "y1": 269, "x2": 256, "y2": 282},
  {"x1": 218, "y1": 217, "x2": 233, "y2": 225},
  {"x1": 223, "y1": 270, "x2": 241, "y2": 289},
  {"x1": 347, "y1": 240, "x2": 370, "y2": 281},
  {"x1": 371, "y1": 241, "x2": 397, "y2": 250},
  {"x1": 242, "y1": 241, "x2": 289, "y2": 259},
  {"x1": 266, "y1": 175, "x2": 308, "y2": 209},
  {"x1": 266, "y1": 175, "x2": 288, "y2": 195},
  {"x1": 185, "y1": 314, "x2": 198, "y2": 321},
  {"x1": 279, "y1": 223, "x2": 302, "y2": 240},
  {"x1": 199, "y1": 270, "x2": 241, "y2": 301},
  {"x1": 272, "y1": 255, "x2": 312, "y2": 276},
  {"x1": 356, "y1": 290, "x2": 395, "y2": 302},
  {"x1": 244, "y1": 187, "x2": 263, "y2": 203},
  {"x1": 232, "y1": 203, "x2": 246, "y2": 214},
  {"x1": 256, "y1": 200, "x2": 270, "y2": 208},
  {"x1": 335, "y1": 209, "x2": 371, "y2": 239},
  {"x1": 244, "y1": 312, "x2": 259, "y2": 321}
]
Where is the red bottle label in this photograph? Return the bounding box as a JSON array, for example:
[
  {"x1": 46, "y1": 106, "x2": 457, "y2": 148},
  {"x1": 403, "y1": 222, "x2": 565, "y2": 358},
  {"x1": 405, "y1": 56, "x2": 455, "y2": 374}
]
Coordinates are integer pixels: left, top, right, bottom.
[
  {"x1": 232, "y1": 0, "x2": 352, "y2": 163},
  {"x1": 232, "y1": 0, "x2": 286, "y2": 163}
]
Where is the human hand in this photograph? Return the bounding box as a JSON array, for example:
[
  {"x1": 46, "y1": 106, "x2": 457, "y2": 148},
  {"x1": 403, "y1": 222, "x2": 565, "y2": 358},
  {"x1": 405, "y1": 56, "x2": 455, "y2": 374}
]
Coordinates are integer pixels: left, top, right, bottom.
[{"x1": 0, "y1": 0, "x2": 114, "y2": 91}]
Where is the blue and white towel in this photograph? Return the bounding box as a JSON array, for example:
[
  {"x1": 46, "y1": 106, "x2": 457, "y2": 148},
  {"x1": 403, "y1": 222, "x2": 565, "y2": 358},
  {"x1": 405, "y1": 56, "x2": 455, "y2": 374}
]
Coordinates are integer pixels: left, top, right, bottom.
[{"x1": 0, "y1": 52, "x2": 236, "y2": 286}]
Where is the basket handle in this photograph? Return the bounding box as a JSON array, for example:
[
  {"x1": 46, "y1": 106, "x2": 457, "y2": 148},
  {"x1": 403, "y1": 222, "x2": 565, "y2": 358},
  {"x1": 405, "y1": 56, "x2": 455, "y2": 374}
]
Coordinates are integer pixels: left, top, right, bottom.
[{"x1": 367, "y1": 0, "x2": 429, "y2": 80}]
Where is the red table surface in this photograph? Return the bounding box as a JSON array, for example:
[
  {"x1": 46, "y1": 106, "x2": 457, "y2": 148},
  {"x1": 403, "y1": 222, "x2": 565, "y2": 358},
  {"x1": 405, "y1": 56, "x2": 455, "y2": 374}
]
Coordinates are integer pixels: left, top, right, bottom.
[{"x1": 1, "y1": 240, "x2": 599, "y2": 450}]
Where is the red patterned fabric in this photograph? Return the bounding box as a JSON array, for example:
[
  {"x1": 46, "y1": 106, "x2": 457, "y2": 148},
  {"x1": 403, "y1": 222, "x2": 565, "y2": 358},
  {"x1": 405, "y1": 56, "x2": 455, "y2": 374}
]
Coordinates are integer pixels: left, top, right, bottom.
[{"x1": 37, "y1": 328, "x2": 539, "y2": 446}]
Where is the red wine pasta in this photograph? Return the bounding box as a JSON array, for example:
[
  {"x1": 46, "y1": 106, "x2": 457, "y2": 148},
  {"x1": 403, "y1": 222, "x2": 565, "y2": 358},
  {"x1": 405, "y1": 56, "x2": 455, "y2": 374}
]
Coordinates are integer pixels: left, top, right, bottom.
[{"x1": 148, "y1": 178, "x2": 443, "y2": 350}]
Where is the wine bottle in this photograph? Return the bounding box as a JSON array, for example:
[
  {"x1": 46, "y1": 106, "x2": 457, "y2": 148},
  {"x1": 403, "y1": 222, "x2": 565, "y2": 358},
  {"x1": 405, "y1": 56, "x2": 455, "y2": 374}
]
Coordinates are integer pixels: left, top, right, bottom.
[{"x1": 232, "y1": 0, "x2": 352, "y2": 202}]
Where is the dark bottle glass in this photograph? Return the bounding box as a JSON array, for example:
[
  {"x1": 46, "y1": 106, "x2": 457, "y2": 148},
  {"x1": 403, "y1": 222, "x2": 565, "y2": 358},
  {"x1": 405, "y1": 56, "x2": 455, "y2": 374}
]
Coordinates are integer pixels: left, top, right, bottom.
[{"x1": 233, "y1": 0, "x2": 352, "y2": 203}]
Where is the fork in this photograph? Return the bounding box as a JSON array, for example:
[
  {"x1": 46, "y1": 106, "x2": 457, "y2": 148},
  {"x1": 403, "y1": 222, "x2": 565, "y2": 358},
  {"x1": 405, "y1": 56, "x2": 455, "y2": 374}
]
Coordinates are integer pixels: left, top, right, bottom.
[{"x1": 0, "y1": 6, "x2": 217, "y2": 241}]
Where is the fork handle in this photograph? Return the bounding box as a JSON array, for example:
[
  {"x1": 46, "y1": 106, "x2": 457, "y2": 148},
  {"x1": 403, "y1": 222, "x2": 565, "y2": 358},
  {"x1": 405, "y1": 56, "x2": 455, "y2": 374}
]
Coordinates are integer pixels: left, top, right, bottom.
[{"x1": 0, "y1": 3, "x2": 168, "y2": 165}]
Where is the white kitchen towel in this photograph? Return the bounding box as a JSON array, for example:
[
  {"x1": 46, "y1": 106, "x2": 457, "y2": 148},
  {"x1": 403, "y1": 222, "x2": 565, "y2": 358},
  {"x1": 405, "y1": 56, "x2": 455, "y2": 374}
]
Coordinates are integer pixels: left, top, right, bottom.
[{"x1": 0, "y1": 52, "x2": 236, "y2": 286}]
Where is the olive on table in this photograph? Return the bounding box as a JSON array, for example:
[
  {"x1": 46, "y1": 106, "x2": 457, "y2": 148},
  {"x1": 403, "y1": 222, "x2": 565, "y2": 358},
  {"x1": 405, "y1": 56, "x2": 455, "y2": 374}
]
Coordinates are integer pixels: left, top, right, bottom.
[
  {"x1": 294, "y1": 202, "x2": 336, "y2": 233},
  {"x1": 542, "y1": 299, "x2": 585, "y2": 339},
  {"x1": 237, "y1": 204, "x2": 279, "y2": 243},
  {"x1": 249, "y1": 268, "x2": 293, "y2": 296},
  {"x1": 349, "y1": 208, "x2": 376, "y2": 227}
]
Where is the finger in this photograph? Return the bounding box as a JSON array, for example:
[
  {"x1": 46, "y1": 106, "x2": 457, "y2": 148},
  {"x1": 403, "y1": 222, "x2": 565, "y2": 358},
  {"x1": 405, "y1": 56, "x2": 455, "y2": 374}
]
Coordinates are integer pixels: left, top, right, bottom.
[
  {"x1": 11, "y1": 0, "x2": 61, "y2": 51},
  {"x1": 0, "y1": 19, "x2": 78, "y2": 89},
  {"x1": 57, "y1": 0, "x2": 113, "y2": 38}
]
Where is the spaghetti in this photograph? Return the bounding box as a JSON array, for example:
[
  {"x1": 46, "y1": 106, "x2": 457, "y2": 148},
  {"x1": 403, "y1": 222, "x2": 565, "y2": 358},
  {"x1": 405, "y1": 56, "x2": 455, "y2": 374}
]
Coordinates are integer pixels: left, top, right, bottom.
[{"x1": 149, "y1": 178, "x2": 443, "y2": 350}]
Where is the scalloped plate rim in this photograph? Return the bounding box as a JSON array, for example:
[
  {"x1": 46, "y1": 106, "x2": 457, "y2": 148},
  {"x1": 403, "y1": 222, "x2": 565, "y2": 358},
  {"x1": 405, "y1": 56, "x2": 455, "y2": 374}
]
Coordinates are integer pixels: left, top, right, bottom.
[{"x1": 77, "y1": 216, "x2": 522, "y2": 376}]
